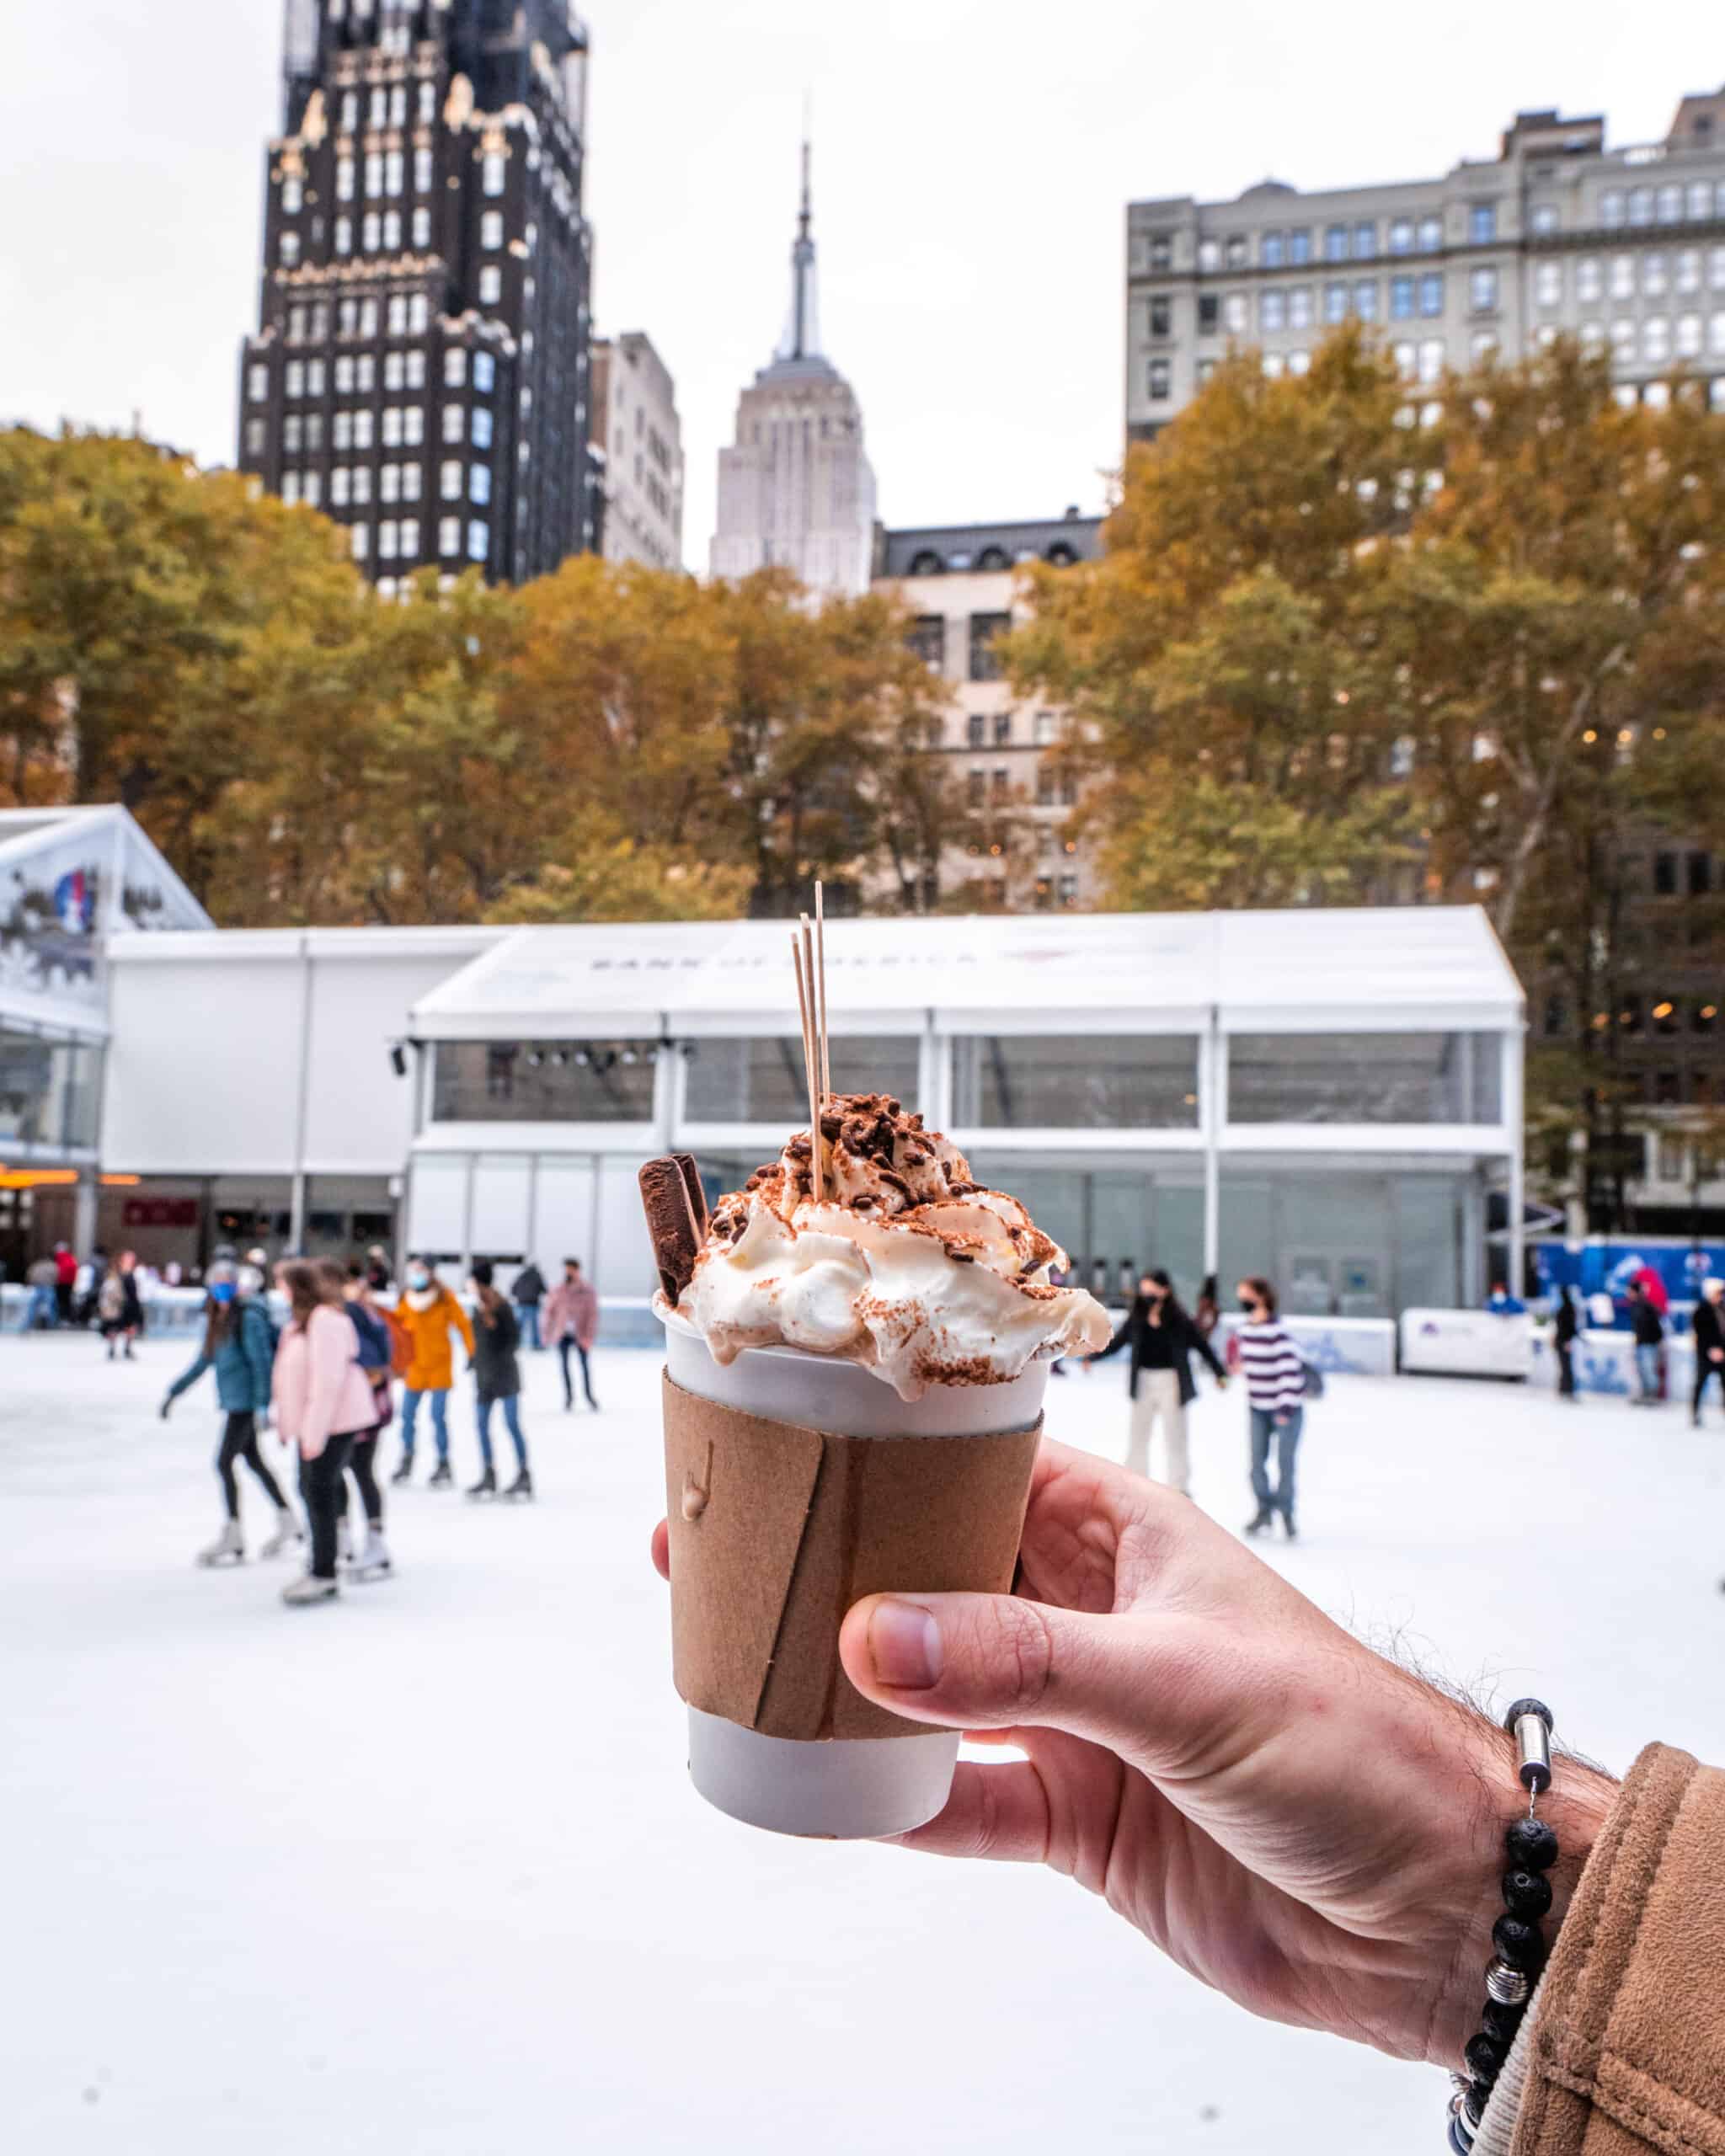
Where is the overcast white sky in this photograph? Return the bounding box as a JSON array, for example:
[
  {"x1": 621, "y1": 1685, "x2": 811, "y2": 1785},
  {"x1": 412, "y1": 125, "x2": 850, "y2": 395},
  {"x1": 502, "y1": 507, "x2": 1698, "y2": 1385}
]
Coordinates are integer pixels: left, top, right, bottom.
[{"x1": 3, "y1": 1, "x2": 1719, "y2": 567}]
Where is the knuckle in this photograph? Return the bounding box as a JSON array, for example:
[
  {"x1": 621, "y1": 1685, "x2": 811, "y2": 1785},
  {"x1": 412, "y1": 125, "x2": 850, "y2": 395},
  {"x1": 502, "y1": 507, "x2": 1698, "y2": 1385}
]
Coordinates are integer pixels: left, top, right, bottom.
[{"x1": 985, "y1": 1596, "x2": 1057, "y2": 1714}]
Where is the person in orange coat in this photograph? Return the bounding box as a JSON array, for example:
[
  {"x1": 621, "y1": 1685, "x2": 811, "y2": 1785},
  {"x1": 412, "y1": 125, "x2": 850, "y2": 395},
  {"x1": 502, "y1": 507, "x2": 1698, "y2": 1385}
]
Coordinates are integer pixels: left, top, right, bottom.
[{"x1": 390, "y1": 1256, "x2": 474, "y2": 1488}]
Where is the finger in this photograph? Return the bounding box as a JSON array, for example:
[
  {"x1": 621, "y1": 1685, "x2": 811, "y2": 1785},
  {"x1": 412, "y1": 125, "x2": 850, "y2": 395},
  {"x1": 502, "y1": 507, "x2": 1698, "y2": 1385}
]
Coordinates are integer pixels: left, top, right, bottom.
[
  {"x1": 883, "y1": 1759, "x2": 1053, "y2": 1863},
  {"x1": 840, "y1": 1588, "x2": 1189, "y2": 1764},
  {"x1": 650, "y1": 1518, "x2": 669, "y2": 1580}
]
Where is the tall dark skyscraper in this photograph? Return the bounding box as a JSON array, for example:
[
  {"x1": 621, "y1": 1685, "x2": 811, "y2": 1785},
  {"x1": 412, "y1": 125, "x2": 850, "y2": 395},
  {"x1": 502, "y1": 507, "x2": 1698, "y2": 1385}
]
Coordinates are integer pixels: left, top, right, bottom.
[{"x1": 238, "y1": 0, "x2": 598, "y2": 590}]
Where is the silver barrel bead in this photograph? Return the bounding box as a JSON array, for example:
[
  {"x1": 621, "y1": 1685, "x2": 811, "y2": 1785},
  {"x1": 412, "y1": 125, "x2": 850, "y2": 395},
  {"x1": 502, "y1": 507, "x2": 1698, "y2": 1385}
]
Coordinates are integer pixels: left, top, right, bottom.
[
  {"x1": 1514, "y1": 1711, "x2": 1552, "y2": 1795},
  {"x1": 1486, "y1": 1957, "x2": 1532, "y2": 2006}
]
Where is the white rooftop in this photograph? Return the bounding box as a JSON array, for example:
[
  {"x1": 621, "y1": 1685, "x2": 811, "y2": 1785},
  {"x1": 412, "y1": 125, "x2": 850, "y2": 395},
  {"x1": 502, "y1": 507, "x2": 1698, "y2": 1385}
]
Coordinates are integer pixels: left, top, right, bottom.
[{"x1": 409, "y1": 906, "x2": 1523, "y2": 1040}]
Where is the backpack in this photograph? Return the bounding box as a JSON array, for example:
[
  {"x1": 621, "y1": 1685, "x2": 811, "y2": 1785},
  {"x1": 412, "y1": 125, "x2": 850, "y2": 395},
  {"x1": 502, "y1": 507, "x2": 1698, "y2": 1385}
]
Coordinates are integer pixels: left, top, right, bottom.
[{"x1": 347, "y1": 1303, "x2": 393, "y2": 1371}]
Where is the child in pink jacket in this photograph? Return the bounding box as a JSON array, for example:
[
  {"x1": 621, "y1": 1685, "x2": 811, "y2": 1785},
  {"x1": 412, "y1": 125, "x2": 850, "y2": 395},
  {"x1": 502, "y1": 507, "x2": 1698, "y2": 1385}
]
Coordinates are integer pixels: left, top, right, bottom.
[{"x1": 271, "y1": 1261, "x2": 379, "y2": 1606}]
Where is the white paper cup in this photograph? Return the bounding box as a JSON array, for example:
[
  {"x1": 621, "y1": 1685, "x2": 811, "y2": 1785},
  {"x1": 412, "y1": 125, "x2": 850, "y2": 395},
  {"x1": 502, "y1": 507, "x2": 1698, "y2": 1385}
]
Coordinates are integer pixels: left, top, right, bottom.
[{"x1": 660, "y1": 1310, "x2": 1048, "y2": 1838}]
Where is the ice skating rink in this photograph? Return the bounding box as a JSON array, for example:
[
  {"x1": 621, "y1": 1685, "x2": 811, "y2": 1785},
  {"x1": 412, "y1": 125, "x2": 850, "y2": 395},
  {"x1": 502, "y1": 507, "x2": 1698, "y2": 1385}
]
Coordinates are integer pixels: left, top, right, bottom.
[{"x1": 5, "y1": 1335, "x2": 1723, "y2": 2154}]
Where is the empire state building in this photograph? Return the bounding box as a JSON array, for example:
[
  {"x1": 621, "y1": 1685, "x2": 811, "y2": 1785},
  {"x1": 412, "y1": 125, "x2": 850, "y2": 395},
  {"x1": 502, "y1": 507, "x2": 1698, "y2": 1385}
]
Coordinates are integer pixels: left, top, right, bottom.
[{"x1": 709, "y1": 145, "x2": 878, "y2": 598}]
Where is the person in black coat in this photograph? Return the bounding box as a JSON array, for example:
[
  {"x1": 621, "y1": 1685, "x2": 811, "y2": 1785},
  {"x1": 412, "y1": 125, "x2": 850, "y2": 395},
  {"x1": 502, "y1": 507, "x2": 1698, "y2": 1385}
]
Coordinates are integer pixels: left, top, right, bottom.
[
  {"x1": 1693, "y1": 1278, "x2": 1725, "y2": 1428},
  {"x1": 1553, "y1": 1284, "x2": 1581, "y2": 1401},
  {"x1": 468, "y1": 1259, "x2": 531, "y2": 1500},
  {"x1": 510, "y1": 1259, "x2": 547, "y2": 1351},
  {"x1": 1089, "y1": 1268, "x2": 1226, "y2": 1495}
]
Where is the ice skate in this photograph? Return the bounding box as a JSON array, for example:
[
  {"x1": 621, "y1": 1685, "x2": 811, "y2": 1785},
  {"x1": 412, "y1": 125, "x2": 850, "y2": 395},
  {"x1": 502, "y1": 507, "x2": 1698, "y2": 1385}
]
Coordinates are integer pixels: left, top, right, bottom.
[
  {"x1": 501, "y1": 1468, "x2": 534, "y2": 1502},
  {"x1": 1281, "y1": 1511, "x2": 1298, "y2": 1541},
  {"x1": 467, "y1": 1465, "x2": 497, "y2": 1500},
  {"x1": 281, "y1": 1572, "x2": 339, "y2": 1608},
  {"x1": 1242, "y1": 1508, "x2": 1274, "y2": 1538},
  {"x1": 196, "y1": 1520, "x2": 244, "y2": 1567},
  {"x1": 348, "y1": 1529, "x2": 393, "y2": 1582},
  {"x1": 337, "y1": 1518, "x2": 353, "y2": 1566},
  {"x1": 259, "y1": 1511, "x2": 302, "y2": 1560},
  {"x1": 390, "y1": 1453, "x2": 414, "y2": 1486},
  {"x1": 428, "y1": 1458, "x2": 453, "y2": 1488}
]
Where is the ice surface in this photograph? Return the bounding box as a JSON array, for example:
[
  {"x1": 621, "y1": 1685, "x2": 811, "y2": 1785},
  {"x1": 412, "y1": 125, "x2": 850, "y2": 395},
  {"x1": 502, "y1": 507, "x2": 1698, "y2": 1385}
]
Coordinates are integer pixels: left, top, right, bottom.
[{"x1": 4, "y1": 1336, "x2": 1722, "y2": 2153}]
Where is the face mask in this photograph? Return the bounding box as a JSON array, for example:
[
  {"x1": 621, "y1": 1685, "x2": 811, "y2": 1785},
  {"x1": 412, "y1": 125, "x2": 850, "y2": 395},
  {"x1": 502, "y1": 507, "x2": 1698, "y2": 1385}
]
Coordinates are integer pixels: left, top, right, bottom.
[
  {"x1": 408, "y1": 1267, "x2": 430, "y2": 1290},
  {"x1": 1239, "y1": 1298, "x2": 1257, "y2": 1313},
  {"x1": 210, "y1": 1283, "x2": 237, "y2": 1305}
]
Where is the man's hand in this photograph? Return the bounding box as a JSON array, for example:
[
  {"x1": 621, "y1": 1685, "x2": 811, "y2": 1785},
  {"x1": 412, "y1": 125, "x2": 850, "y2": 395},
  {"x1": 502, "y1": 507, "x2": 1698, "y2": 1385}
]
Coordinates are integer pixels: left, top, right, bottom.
[{"x1": 651, "y1": 1442, "x2": 1616, "y2": 2068}]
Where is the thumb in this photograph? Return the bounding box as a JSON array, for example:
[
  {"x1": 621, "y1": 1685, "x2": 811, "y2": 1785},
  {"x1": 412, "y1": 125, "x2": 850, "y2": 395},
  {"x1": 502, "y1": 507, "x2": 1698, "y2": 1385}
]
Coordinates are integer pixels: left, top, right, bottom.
[{"x1": 840, "y1": 1590, "x2": 1159, "y2": 1758}]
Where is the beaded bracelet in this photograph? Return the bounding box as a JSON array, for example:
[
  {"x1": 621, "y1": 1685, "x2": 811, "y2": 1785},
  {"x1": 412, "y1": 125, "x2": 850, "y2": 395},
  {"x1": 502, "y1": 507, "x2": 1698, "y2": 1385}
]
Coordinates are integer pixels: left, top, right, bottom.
[{"x1": 1446, "y1": 1700, "x2": 1559, "y2": 2153}]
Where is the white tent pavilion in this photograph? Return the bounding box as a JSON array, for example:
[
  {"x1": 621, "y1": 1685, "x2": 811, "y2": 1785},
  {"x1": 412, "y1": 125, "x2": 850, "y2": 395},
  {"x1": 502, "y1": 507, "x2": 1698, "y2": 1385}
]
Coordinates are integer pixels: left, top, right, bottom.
[{"x1": 404, "y1": 906, "x2": 1525, "y2": 1319}]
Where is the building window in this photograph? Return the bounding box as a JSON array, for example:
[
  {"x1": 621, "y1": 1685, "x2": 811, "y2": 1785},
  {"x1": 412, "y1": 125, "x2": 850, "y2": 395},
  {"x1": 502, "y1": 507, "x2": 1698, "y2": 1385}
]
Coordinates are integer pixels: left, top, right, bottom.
[
  {"x1": 1608, "y1": 254, "x2": 1634, "y2": 300},
  {"x1": 285, "y1": 360, "x2": 304, "y2": 398},
  {"x1": 398, "y1": 519, "x2": 419, "y2": 559},
  {"x1": 1261, "y1": 289, "x2": 1285, "y2": 331},
  {"x1": 280, "y1": 232, "x2": 300, "y2": 267},
  {"x1": 1530, "y1": 203, "x2": 1559, "y2": 235},
  {"x1": 334, "y1": 412, "x2": 353, "y2": 451},
  {"x1": 385, "y1": 150, "x2": 403, "y2": 197},
  {"x1": 1470, "y1": 265, "x2": 1498, "y2": 312},
  {"x1": 969, "y1": 612, "x2": 1012, "y2": 682},
  {"x1": 336, "y1": 157, "x2": 355, "y2": 203},
  {"x1": 1471, "y1": 328, "x2": 1498, "y2": 362},
  {"x1": 966, "y1": 713, "x2": 986, "y2": 750},
  {"x1": 445, "y1": 349, "x2": 467, "y2": 388},
  {"x1": 1643, "y1": 316, "x2": 1670, "y2": 362},
  {"x1": 1222, "y1": 291, "x2": 1247, "y2": 334},
  {"x1": 473, "y1": 352, "x2": 495, "y2": 392},
  {"x1": 284, "y1": 415, "x2": 302, "y2": 453},
  {"x1": 281, "y1": 472, "x2": 301, "y2": 504},
  {"x1": 1415, "y1": 271, "x2": 1441, "y2": 317},
  {"x1": 1678, "y1": 312, "x2": 1704, "y2": 357},
  {"x1": 412, "y1": 206, "x2": 431, "y2": 248},
  {"x1": 1197, "y1": 292, "x2": 1219, "y2": 334},
  {"x1": 1469, "y1": 202, "x2": 1497, "y2": 243},
  {"x1": 907, "y1": 616, "x2": 946, "y2": 671},
  {"x1": 439, "y1": 516, "x2": 461, "y2": 557},
  {"x1": 469, "y1": 464, "x2": 491, "y2": 504},
  {"x1": 1324, "y1": 280, "x2": 1348, "y2": 323},
  {"x1": 1197, "y1": 237, "x2": 1220, "y2": 273},
  {"x1": 383, "y1": 353, "x2": 403, "y2": 392},
  {"x1": 1261, "y1": 231, "x2": 1284, "y2": 268},
  {"x1": 403, "y1": 407, "x2": 424, "y2": 446},
  {"x1": 353, "y1": 410, "x2": 374, "y2": 450},
  {"x1": 402, "y1": 462, "x2": 421, "y2": 501},
  {"x1": 966, "y1": 769, "x2": 985, "y2": 808},
  {"x1": 248, "y1": 363, "x2": 269, "y2": 403},
  {"x1": 1658, "y1": 183, "x2": 1683, "y2": 223},
  {"x1": 405, "y1": 351, "x2": 425, "y2": 390},
  {"x1": 442, "y1": 404, "x2": 465, "y2": 445},
  {"x1": 481, "y1": 210, "x2": 504, "y2": 249},
  {"x1": 1392, "y1": 339, "x2": 1416, "y2": 378},
  {"x1": 306, "y1": 358, "x2": 324, "y2": 396},
  {"x1": 1577, "y1": 256, "x2": 1602, "y2": 302},
  {"x1": 952, "y1": 1035, "x2": 1197, "y2": 1129},
  {"x1": 478, "y1": 264, "x2": 502, "y2": 305},
  {"x1": 471, "y1": 408, "x2": 493, "y2": 448},
  {"x1": 1418, "y1": 339, "x2": 1445, "y2": 385},
  {"x1": 1535, "y1": 259, "x2": 1562, "y2": 307},
  {"x1": 302, "y1": 472, "x2": 320, "y2": 508},
  {"x1": 382, "y1": 211, "x2": 401, "y2": 250},
  {"x1": 467, "y1": 520, "x2": 488, "y2": 563},
  {"x1": 330, "y1": 467, "x2": 350, "y2": 506},
  {"x1": 350, "y1": 523, "x2": 369, "y2": 561},
  {"x1": 1286, "y1": 227, "x2": 1311, "y2": 264},
  {"x1": 244, "y1": 417, "x2": 264, "y2": 456},
  {"x1": 441, "y1": 459, "x2": 462, "y2": 500},
  {"x1": 482, "y1": 152, "x2": 505, "y2": 197},
  {"x1": 1601, "y1": 189, "x2": 1626, "y2": 227},
  {"x1": 1629, "y1": 186, "x2": 1655, "y2": 227},
  {"x1": 1390, "y1": 274, "x2": 1415, "y2": 320},
  {"x1": 1147, "y1": 357, "x2": 1171, "y2": 401},
  {"x1": 1354, "y1": 220, "x2": 1375, "y2": 258},
  {"x1": 993, "y1": 712, "x2": 1012, "y2": 747},
  {"x1": 1354, "y1": 278, "x2": 1378, "y2": 320},
  {"x1": 335, "y1": 356, "x2": 355, "y2": 393},
  {"x1": 1325, "y1": 222, "x2": 1348, "y2": 262},
  {"x1": 1288, "y1": 286, "x2": 1312, "y2": 328},
  {"x1": 1146, "y1": 292, "x2": 1172, "y2": 339},
  {"x1": 1389, "y1": 216, "x2": 1413, "y2": 255},
  {"x1": 1644, "y1": 252, "x2": 1669, "y2": 296},
  {"x1": 364, "y1": 152, "x2": 383, "y2": 198},
  {"x1": 1287, "y1": 350, "x2": 1310, "y2": 376},
  {"x1": 1418, "y1": 213, "x2": 1443, "y2": 251},
  {"x1": 1033, "y1": 712, "x2": 1057, "y2": 746},
  {"x1": 378, "y1": 520, "x2": 398, "y2": 561},
  {"x1": 414, "y1": 147, "x2": 433, "y2": 194},
  {"x1": 1148, "y1": 232, "x2": 1172, "y2": 271},
  {"x1": 1225, "y1": 232, "x2": 1247, "y2": 267},
  {"x1": 350, "y1": 466, "x2": 371, "y2": 504},
  {"x1": 382, "y1": 407, "x2": 403, "y2": 448}
]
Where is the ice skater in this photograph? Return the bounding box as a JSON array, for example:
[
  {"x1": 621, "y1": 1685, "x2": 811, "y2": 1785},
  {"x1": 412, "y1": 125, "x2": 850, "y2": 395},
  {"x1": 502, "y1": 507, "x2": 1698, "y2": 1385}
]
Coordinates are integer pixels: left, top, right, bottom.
[
  {"x1": 467, "y1": 1259, "x2": 531, "y2": 1500},
  {"x1": 392, "y1": 1256, "x2": 474, "y2": 1486},
  {"x1": 331, "y1": 1262, "x2": 395, "y2": 1581},
  {"x1": 1694, "y1": 1278, "x2": 1725, "y2": 1427},
  {"x1": 161, "y1": 1259, "x2": 300, "y2": 1566},
  {"x1": 1087, "y1": 1268, "x2": 1226, "y2": 1495},
  {"x1": 544, "y1": 1256, "x2": 600, "y2": 1412},
  {"x1": 1236, "y1": 1275, "x2": 1308, "y2": 1540},
  {"x1": 270, "y1": 1260, "x2": 383, "y2": 1607},
  {"x1": 1629, "y1": 1281, "x2": 1664, "y2": 1405},
  {"x1": 1554, "y1": 1283, "x2": 1581, "y2": 1401},
  {"x1": 510, "y1": 1258, "x2": 547, "y2": 1351},
  {"x1": 97, "y1": 1251, "x2": 143, "y2": 1359}
]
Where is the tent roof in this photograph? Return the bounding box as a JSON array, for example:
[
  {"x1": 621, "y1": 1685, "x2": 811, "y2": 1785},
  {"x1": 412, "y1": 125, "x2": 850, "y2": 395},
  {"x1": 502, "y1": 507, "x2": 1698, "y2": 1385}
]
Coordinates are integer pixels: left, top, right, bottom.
[{"x1": 409, "y1": 906, "x2": 1523, "y2": 1041}]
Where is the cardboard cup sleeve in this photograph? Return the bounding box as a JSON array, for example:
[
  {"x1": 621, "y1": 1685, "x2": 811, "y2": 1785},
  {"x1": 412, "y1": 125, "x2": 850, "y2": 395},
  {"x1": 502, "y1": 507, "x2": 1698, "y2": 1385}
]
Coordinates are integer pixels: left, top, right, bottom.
[{"x1": 662, "y1": 1370, "x2": 1043, "y2": 1742}]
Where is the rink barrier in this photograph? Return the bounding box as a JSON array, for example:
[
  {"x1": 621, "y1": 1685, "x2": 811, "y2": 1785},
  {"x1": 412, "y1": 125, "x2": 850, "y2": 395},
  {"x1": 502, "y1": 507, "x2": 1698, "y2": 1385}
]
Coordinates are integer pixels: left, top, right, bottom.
[
  {"x1": 1213, "y1": 1312, "x2": 1396, "y2": 1378},
  {"x1": 0, "y1": 1282, "x2": 665, "y2": 1346}
]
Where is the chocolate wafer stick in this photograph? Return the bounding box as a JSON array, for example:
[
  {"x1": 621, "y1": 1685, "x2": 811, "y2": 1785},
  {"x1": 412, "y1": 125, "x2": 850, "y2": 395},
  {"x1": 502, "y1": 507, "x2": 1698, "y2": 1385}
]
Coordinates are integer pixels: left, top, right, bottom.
[
  {"x1": 670, "y1": 1150, "x2": 707, "y2": 1237},
  {"x1": 638, "y1": 1155, "x2": 702, "y2": 1302}
]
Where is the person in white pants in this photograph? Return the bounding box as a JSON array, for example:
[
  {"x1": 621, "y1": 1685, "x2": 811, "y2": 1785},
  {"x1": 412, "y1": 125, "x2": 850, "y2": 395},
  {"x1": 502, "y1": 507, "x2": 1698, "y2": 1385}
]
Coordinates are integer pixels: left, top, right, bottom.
[{"x1": 1087, "y1": 1269, "x2": 1227, "y2": 1495}]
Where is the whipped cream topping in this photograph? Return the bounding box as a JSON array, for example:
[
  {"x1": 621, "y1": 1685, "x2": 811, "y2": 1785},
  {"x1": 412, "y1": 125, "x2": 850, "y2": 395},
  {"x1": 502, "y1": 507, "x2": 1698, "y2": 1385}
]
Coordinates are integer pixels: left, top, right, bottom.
[{"x1": 670, "y1": 1093, "x2": 1113, "y2": 1400}]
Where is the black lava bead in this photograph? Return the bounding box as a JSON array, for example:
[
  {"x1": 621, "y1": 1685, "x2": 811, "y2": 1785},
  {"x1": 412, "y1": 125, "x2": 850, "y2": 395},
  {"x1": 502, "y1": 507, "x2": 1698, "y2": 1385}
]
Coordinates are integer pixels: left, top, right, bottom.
[
  {"x1": 1465, "y1": 2033, "x2": 1509, "y2": 2080},
  {"x1": 1503, "y1": 1867, "x2": 1554, "y2": 1919},
  {"x1": 1505, "y1": 1816, "x2": 1560, "y2": 1872},
  {"x1": 1493, "y1": 1913, "x2": 1546, "y2": 1970},
  {"x1": 1482, "y1": 1999, "x2": 1525, "y2": 2046}
]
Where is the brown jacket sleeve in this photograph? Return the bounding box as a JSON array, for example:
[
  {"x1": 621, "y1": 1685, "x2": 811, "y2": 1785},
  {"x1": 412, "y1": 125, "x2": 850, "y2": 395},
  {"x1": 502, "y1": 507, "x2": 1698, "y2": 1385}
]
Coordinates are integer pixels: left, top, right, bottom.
[{"x1": 1513, "y1": 1742, "x2": 1725, "y2": 2156}]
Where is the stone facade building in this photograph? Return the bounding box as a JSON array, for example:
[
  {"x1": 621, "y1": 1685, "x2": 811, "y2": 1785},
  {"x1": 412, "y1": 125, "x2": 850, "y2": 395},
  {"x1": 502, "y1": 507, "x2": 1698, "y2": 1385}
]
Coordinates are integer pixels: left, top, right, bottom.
[
  {"x1": 238, "y1": 0, "x2": 600, "y2": 590},
  {"x1": 873, "y1": 513, "x2": 1104, "y2": 910},
  {"x1": 1127, "y1": 88, "x2": 1725, "y2": 444},
  {"x1": 590, "y1": 332, "x2": 685, "y2": 572},
  {"x1": 710, "y1": 145, "x2": 877, "y2": 598}
]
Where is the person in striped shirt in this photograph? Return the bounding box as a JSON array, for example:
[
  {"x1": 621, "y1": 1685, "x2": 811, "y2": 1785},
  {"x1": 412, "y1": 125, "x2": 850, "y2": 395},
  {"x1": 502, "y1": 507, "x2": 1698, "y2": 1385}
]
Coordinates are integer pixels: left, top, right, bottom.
[{"x1": 1235, "y1": 1276, "x2": 1306, "y2": 1540}]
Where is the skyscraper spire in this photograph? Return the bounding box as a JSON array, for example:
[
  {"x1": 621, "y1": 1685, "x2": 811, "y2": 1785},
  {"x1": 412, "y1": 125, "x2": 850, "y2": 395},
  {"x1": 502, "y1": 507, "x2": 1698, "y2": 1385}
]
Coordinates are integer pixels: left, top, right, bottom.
[{"x1": 775, "y1": 131, "x2": 822, "y2": 363}]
